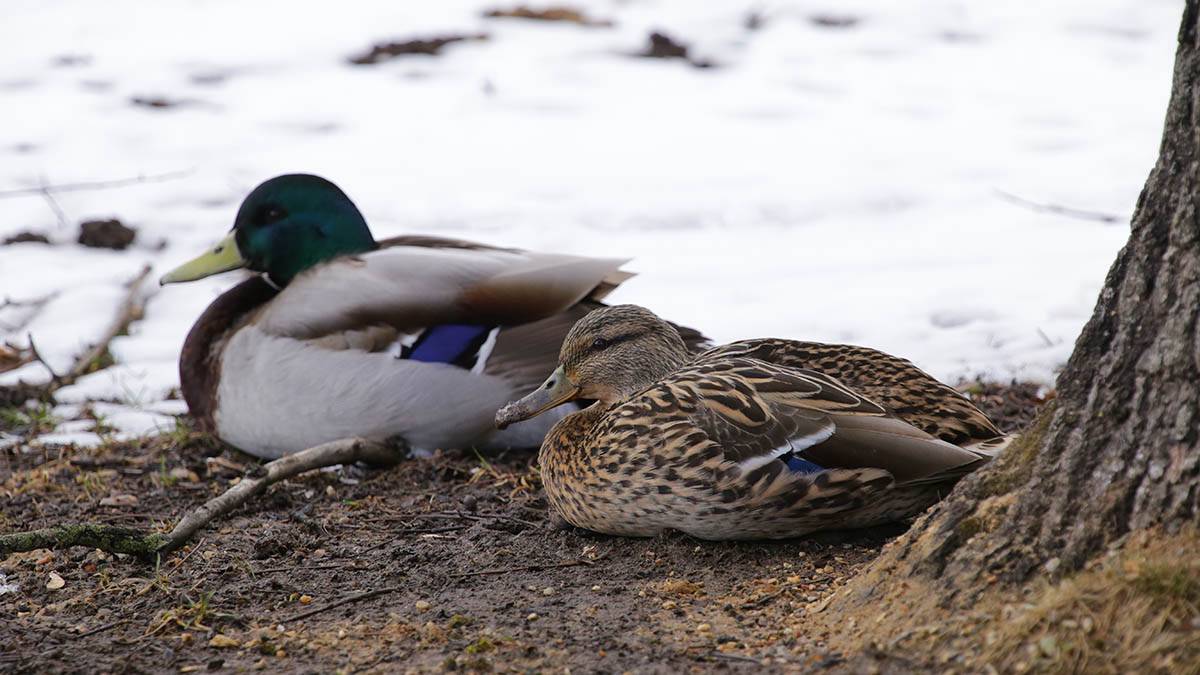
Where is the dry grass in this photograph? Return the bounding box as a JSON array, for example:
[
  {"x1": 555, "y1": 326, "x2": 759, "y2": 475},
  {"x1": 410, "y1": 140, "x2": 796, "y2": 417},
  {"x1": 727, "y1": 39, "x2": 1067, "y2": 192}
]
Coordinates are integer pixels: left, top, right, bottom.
[{"x1": 982, "y1": 528, "x2": 1200, "y2": 674}]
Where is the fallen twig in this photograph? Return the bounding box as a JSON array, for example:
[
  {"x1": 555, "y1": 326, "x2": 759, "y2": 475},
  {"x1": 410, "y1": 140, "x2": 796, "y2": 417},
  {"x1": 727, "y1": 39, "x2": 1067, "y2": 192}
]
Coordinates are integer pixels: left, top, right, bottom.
[
  {"x1": 65, "y1": 265, "x2": 152, "y2": 383},
  {"x1": 25, "y1": 333, "x2": 61, "y2": 383},
  {"x1": 74, "y1": 619, "x2": 130, "y2": 639},
  {"x1": 995, "y1": 189, "x2": 1125, "y2": 224},
  {"x1": 450, "y1": 559, "x2": 596, "y2": 578},
  {"x1": 0, "y1": 170, "x2": 193, "y2": 199},
  {"x1": 160, "y1": 438, "x2": 399, "y2": 552},
  {"x1": 704, "y1": 651, "x2": 762, "y2": 665},
  {"x1": 6, "y1": 265, "x2": 153, "y2": 404},
  {"x1": 413, "y1": 510, "x2": 540, "y2": 528},
  {"x1": 280, "y1": 586, "x2": 404, "y2": 623},
  {"x1": 256, "y1": 562, "x2": 372, "y2": 574},
  {"x1": 0, "y1": 437, "x2": 403, "y2": 559},
  {"x1": 0, "y1": 525, "x2": 166, "y2": 558}
]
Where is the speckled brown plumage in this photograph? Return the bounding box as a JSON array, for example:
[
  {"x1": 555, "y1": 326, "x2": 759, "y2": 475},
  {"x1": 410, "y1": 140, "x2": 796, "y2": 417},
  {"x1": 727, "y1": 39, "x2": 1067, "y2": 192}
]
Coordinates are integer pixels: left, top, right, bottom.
[
  {"x1": 497, "y1": 305, "x2": 1009, "y2": 540},
  {"x1": 703, "y1": 339, "x2": 1004, "y2": 444}
]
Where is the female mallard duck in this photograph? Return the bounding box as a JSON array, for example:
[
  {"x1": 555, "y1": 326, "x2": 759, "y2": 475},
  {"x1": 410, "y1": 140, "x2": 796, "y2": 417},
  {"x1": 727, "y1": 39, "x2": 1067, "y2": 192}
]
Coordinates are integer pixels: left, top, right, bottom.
[
  {"x1": 495, "y1": 305, "x2": 1010, "y2": 540},
  {"x1": 159, "y1": 175, "x2": 705, "y2": 459}
]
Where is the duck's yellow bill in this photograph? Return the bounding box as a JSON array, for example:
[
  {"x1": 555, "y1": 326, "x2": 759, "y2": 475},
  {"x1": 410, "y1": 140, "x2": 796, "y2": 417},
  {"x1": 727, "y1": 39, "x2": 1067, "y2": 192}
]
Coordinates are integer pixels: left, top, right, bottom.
[
  {"x1": 159, "y1": 232, "x2": 247, "y2": 285},
  {"x1": 495, "y1": 366, "x2": 579, "y2": 429}
]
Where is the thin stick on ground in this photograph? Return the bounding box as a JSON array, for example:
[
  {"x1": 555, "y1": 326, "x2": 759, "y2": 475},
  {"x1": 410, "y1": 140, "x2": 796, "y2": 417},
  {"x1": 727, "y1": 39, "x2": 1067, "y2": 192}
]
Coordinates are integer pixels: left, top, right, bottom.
[
  {"x1": 0, "y1": 437, "x2": 403, "y2": 559},
  {"x1": 10, "y1": 265, "x2": 153, "y2": 400},
  {"x1": 450, "y1": 559, "x2": 597, "y2": 578},
  {"x1": 0, "y1": 169, "x2": 194, "y2": 199},
  {"x1": 994, "y1": 189, "x2": 1125, "y2": 224},
  {"x1": 280, "y1": 586, "x2": 405, "y2": 623},
  {"x1": 65, "y1": 264, "x2": 152, "y2": 383},
  {"x1": 162, "y1": 438, "x2": 398, "y2": 551}
]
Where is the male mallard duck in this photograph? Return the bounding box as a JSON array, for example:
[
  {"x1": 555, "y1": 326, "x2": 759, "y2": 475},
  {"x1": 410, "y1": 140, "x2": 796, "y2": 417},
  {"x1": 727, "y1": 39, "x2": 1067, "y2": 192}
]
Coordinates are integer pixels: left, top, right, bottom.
[
  {"x1": 495, "y1": 305, "x2": 1009, "y2": 540},
  {"x1": 159, "y1": 175, "x2": 705, "y2": 459}
]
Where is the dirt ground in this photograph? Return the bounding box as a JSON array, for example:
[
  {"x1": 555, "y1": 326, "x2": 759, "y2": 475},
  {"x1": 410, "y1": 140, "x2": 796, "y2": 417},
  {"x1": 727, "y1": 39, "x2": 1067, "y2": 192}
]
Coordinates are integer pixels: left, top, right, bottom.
[{"x1": 0, "y1": 382, "x2": 1047, "y2": 674}]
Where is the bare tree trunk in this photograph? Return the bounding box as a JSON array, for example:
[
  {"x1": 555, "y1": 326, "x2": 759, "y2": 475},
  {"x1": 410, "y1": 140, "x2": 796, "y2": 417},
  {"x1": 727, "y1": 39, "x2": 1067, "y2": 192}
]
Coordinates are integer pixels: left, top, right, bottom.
[{"x1": 843, "y1": 0, "x2": 1200, "y2": 595}]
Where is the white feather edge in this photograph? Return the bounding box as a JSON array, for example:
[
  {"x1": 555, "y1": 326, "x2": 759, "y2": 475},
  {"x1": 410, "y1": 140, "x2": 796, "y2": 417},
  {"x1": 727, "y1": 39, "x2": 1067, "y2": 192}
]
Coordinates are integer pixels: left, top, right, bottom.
[{"x1": 736, "y1": 420, "x2": 836, "y2": 473}]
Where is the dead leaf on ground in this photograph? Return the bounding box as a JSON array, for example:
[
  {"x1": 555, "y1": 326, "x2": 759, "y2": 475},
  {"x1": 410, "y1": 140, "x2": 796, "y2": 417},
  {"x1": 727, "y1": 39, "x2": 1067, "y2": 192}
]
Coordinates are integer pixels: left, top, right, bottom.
[{"x1": 46, "y1": 571, "x2": 65, "y2": 590}]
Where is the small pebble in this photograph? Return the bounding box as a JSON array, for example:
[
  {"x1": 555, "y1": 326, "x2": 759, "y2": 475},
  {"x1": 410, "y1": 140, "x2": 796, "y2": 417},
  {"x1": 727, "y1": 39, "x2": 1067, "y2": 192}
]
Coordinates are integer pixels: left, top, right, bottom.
[
  {"x1": 415, "y1": 600, "x2": 432, "y2": 612},
  {"x1": 526, "y1": 613, "x2": 539, "y2": 621},
  {"x1": 591, "y1": 585, "x2": 601, "y2": 591},
  {"x1": 541, "y1": 587, "x2": 555, "y2": 596}
]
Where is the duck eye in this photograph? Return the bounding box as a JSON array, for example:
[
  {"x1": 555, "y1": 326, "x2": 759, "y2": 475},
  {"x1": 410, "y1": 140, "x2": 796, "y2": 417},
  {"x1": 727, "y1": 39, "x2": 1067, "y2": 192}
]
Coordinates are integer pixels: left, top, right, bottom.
[
  {"x1": 255, "y1": 204, "x2": 288, "y2": 225},
  {"x1": 591, "y1": 337, "x2": 611, "y2": 350}
]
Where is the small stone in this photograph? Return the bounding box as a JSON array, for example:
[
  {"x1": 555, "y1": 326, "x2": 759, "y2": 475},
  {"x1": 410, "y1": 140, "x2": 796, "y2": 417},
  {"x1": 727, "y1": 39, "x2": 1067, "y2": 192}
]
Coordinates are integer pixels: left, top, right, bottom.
[
  {"x1": 415, "y1": 600, "x2": 432, "y2": 612},
  {"x1": 661, "y1": 600, "x2": 677, "y2": 610},
  {"x1": 696, "y1": 623, "x2": 712, "y2": 633},
  {"x1": 299, "y1": 595, "x2": 313, "y2": 605},
  {"x1": 541, "y1": 587, "x2": 555, "y2": 596},
  {"x1": 46, "y1": 572, "x2": 65, "y2": 590},
  {"x1": 274, "y1": 649, "x2": 286, "y2": 658},
  {"x1": 591, "y1": 585, "x2": 601, "y2": 591},
  {"x1": 526, "y1": 613, "x2": 539, "y2": 621}
]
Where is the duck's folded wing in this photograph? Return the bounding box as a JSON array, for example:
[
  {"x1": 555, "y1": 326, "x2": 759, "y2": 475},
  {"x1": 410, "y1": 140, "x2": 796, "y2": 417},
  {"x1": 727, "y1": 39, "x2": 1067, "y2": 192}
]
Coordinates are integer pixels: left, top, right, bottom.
[
  {"x1": 255, "y1": 244, "x2": 631, "y2": 339},
  {"x1": 701, "y1": 338, "x2": 1004, "y2": 444},
  {"x1": 673, "y1": 358, "x2": 990, "y2": 485}
]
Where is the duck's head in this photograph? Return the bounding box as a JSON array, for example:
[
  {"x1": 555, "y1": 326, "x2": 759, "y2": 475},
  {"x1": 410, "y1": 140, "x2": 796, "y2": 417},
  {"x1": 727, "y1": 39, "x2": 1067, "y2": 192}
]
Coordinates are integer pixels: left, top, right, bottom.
[
  {"x1": 160, "y1": 174, "x2": 377, "y2": 287},
  {"x1": 495, "y1": 305, "x2": 689, "y2": 429}
]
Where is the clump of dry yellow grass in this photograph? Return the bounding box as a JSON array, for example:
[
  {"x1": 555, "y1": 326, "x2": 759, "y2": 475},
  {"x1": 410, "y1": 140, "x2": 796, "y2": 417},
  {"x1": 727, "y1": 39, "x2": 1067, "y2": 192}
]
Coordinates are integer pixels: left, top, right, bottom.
[{"x1": 983, "y1": 528, "x2": 1200, "y2": 674}]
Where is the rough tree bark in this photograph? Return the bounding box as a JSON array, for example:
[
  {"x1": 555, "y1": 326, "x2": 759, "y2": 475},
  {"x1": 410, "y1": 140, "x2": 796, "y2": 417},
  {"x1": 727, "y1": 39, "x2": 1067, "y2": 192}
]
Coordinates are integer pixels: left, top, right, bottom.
[{"x1": 838, "y1": 1, "x2": 1200, "y2": 597}]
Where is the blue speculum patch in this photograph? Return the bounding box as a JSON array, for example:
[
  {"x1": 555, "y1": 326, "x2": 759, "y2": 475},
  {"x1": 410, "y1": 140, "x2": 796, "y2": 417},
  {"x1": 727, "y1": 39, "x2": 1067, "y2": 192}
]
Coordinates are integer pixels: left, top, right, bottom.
[
  {"x1": 784, "y1": 454, "x2": 825, "y2": 474},
  {"x1": 408, "y1": 324, "x2": 493, "y2": 368}
]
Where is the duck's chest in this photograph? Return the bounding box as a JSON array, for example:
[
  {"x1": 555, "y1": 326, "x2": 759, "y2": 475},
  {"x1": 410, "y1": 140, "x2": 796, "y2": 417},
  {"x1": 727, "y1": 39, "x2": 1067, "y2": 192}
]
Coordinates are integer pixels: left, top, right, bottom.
[{"x1": 538, "y1": 411, "x2": 723, "y2": 535}]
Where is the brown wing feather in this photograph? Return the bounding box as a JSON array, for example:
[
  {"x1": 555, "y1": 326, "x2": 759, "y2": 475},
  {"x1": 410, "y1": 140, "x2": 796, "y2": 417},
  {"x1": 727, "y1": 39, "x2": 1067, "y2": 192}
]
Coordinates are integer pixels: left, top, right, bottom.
[
  {"x1": 660, "y1": 355, "x2": 991, "y2": 485},
  {"x1": 703, "y1": 338, "x2": 1004, "y2": 443}
]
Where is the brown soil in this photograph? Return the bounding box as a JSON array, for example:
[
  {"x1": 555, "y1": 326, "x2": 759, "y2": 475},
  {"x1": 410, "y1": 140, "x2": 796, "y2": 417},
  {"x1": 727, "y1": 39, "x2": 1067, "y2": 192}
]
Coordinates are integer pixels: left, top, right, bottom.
[
  {"x1": 3, "y1": 232, "x2": 50, "y2": 246},
  {"x1": 0, "y1": 385, "x2": 1044, "y2": 673},
  {"x1": 349, "y1": 35, "x2": 490, "y2": 66},
  {"x1": 483, "y1": 6, "x2": 612, "y2": 27}
]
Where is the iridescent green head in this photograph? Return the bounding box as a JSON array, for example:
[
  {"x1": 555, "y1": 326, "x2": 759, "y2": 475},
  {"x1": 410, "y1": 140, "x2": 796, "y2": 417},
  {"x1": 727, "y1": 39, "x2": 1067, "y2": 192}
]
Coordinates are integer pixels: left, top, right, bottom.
[{"x1": 160, "y1": 174, "x2": 377, "y2": 287}]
